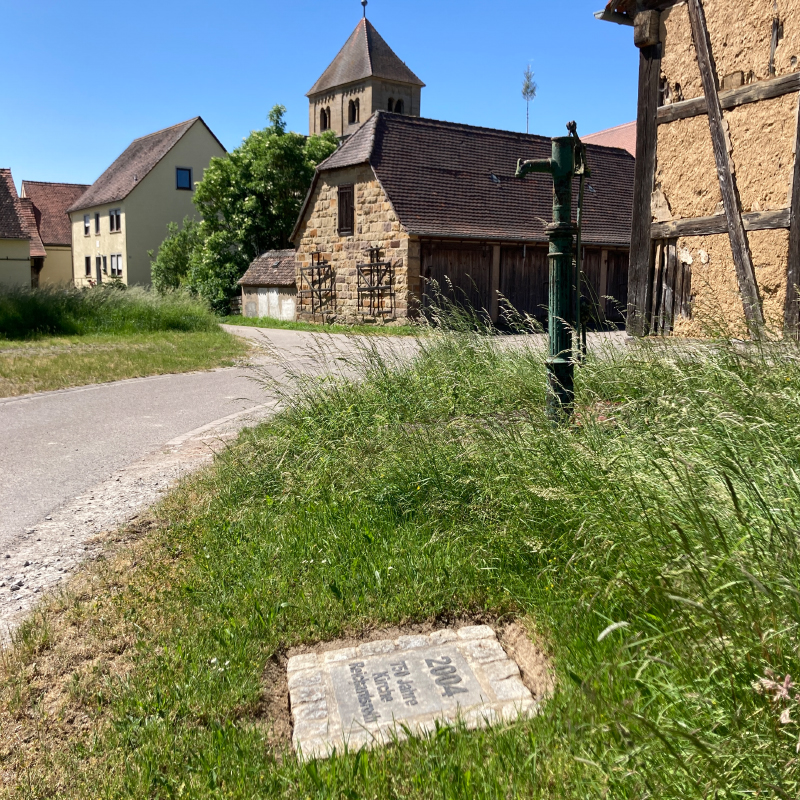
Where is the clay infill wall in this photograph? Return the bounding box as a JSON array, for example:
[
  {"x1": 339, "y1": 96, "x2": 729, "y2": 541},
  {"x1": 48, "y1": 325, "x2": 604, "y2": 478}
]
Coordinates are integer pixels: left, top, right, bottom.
[{"x1": 641, "y1": 0, "x2": 800, "y2": 337}]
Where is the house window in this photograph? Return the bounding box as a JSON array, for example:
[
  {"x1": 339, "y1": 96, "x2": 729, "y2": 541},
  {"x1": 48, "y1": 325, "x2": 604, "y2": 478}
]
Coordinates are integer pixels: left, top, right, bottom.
[
  {"x1": 102, "y1": 256, "x2": 107, "y2": 274},
  {"x1": 85, "y1": 256, "x2": 91, "y2": 276},
  {"x1": 110, "y1": 254, "x2": 123, "y2": 277},
  {"x1": 337, "y1": 185, "x2": 354, "y2": 236},
  {"x1": 83, "y1": 215, "x2": 90, "y2": 236},
  {"x1": 395, "y1": 99, "x2": 404, "y2": 115},
  {"x1": 348, "y1": 98, "x2": 360, "y2": 124},
  {"x1": 109, "y1": 208, "x2": 121, "y2": 232},
  {"x1": 320, "y1": 107, "x2": 331, "y2": 132},
  {"x1": 176, "y1": 168, "x2": 192, "y2": 191},
  {"x1": 388, "y1": 98, "x2": 394, "y2": 112},
  {"x1": 95, "y1": 213, "x2": 100, "y2": 234}
]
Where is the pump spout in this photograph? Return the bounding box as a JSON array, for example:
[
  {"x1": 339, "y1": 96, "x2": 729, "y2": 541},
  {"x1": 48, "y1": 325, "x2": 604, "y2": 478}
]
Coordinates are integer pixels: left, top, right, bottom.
[{"x1": 515, "y1": 157, "x2": 553, "y2": 179}]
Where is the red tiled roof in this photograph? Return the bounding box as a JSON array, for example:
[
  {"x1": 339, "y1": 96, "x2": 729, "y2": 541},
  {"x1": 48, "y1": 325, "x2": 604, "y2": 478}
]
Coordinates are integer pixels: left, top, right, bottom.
[
  {"x1": 69, "y1": 118, "x2": 224, "y2": 212},
  {"x1": 21, "y1": 181, "x2": 90, "y2": 246},
  {"x1": 16, "y1": 199, "x2": 46, "y2": 258},
  {"x1": 308, "y1": 19, "x2": 424, "y2": 96},
  {"x1": 0, "y1": 169, "x2": 27, "y2": 240},
  {"x1": 239, "y1": 249, "x2": 297, "y2": 287},
  {"x1": 583, "y1": 122, "x2": 637, "y2": 157},
  {"x1": 294, "y1": 113, "x2": 635, "y2": 248}
]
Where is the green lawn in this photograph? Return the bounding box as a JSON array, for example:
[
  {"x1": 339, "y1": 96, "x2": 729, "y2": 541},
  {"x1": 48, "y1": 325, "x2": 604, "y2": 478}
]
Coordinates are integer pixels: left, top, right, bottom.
[
  {"x1": 221, "y1": 315, "x2": 422, "y2": 336},
  {"x1": 0, "y1": 329, "x2": 248, "y2": 397},
  {"x1": 2, "y1": 331, "x2": 799, "y2": 798}
]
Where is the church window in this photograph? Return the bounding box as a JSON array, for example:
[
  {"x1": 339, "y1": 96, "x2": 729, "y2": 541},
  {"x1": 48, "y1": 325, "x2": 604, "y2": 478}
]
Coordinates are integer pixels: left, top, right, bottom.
[
  {"x1": 394, "y1": 99, "x2": 404, "y2": 115},
  {"x1": 348, "y1": 98, "x2": 360, "y2": 125},
  {"x1": 387, "y1": 98, "x2": 394, "y2": 112},
  {"x1": 338, "y1": 185, "x2": 355, "y2": 236},
  {"x1": 320, "y1": 107, "x2": 331, "y2": 132}
]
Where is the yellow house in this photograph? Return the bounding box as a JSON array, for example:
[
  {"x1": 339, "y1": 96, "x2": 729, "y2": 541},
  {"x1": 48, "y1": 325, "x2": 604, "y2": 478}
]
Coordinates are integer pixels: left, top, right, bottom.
[
  {"x1": 20, "y1": 181, "x2": 90, "y2": 287},
  {"x1": 0, "y1": 168, "x2": 34, "y2": 289},
  {"x1": 68, "y1": 117, "x2": 226, "y2": 287}
]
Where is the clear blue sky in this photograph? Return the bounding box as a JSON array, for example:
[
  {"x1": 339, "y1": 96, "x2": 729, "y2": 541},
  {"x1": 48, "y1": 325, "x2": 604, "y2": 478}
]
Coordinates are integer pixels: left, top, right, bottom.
[{"x1": 2, "y1": 0, "x2": 638, "y2": 190}]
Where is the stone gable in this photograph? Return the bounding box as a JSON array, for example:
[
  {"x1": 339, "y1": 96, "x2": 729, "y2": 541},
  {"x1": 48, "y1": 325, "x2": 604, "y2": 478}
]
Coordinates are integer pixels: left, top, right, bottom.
[{"x1": 294, "y1": 163, "x2": 421, "y2": 323}]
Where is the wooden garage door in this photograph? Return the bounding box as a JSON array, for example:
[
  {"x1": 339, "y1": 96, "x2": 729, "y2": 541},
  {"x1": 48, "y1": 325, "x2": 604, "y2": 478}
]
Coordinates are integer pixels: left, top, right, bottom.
[
  {"x1": 421, "y1": 242, "x2": 492, "y2": 313},
  {"x1": 499, "y1": 245, "x2": 549, "y2": 321}
]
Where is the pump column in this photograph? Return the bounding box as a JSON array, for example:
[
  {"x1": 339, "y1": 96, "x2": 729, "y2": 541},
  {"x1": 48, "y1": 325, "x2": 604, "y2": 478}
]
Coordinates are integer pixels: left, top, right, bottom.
[{"x1": 545, "y1": 136, "x2": 576, "y2": 418}]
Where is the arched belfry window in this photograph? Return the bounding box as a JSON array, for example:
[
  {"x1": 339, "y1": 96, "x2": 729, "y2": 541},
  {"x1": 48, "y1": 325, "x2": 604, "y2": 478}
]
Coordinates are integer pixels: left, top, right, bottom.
[
  {"x1": 320, "y1": 107, "x2": 331, "y2": 132},
  {"x1": 348, "y1": 98, "x2": 360, "y2": 125},
  {"x1": 387, "y1": 98, "x2": 394, "y2": 112},
  {"x1": 394, "y1": 99, "x2": 404, "y2": 115}
]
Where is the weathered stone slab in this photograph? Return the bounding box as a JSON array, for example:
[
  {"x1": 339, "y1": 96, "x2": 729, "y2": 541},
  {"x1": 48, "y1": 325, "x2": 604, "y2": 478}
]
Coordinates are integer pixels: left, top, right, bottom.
[{"x1": 289, "y1": 627, "x2": 537, "y2": 760}]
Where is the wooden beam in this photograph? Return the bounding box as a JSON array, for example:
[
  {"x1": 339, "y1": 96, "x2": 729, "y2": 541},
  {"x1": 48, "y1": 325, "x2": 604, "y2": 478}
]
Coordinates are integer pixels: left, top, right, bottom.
[
  {"x1": 786, "y1": 96, "x2": 800, "y2": 336},
  {"x1": 628, "y1": 42, "x2": 663, "y2": 336},
  {"x1": 657, "y1": 72, "x2": 800, "y2": 125},
  {"x1": 687, "y1": 0, "x2": 764, "y2": 330},
  {"x1": 651, "y1": 208, "x2": 791, "y2": 239}
]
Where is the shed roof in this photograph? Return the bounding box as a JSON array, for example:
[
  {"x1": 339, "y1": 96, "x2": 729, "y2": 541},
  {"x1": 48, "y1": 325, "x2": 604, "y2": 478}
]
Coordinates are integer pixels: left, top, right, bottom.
[
  {"x1": 21, "y1": 181, "x2": 90, "y2": 246},
  {"x1": 69, "y1": 117, "x2": 224, "y2": 213},
  {"x1": 0, "y1": 169, "x2": 27, "y2": 241},
  {"x1": 239, "y1": 249, "x2": 298, "y2": 288},
  {"x1": 294, "y1": 113, "x2": 635, "y2": 248},
  {"x1": 307, "y1": 18, "x2": 424, "y2": 96}
]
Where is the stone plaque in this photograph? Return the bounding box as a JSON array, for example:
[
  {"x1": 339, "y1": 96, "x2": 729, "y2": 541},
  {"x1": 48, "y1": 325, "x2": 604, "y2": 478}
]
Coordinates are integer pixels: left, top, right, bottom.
[{"x1": 288, "y1": 625, "x2": 537, "y2": 760}]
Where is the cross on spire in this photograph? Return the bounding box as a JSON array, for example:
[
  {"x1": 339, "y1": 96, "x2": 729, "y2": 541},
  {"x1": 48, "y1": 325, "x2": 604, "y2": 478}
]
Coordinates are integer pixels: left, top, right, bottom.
[{"x1": 362, "y1": 0, "x2": 368, "y2": 18}]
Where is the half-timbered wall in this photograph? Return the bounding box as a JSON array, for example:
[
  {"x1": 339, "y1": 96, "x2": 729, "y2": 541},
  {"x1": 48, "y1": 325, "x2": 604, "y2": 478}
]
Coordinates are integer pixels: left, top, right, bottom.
[{"x1": 628, "y1": 0, "x2": 800, "y2": 337}]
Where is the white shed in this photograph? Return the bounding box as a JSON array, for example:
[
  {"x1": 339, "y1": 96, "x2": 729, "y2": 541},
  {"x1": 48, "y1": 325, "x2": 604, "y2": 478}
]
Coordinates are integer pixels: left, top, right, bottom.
[{"x1": 238, "y1": 249, "x2": 297, "y2": 321}]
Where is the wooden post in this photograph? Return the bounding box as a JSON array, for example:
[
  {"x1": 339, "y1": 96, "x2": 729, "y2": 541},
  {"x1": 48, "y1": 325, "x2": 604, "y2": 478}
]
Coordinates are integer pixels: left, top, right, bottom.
[
  {"x1": 490, "y1": 244, "x2": 501, "y2": 323},
  {"x1": 786, "y1": 93, "x2": 800, "y2": 337},
  {"x1": 599, "y1": 249, "x2": 609, "y2": 317},
  {"x1": 687, "y1": 0, "x2": 765, "y2": 332},
  {"x1": 628, "y1": 42, "x2": 662, "y2": 336}
]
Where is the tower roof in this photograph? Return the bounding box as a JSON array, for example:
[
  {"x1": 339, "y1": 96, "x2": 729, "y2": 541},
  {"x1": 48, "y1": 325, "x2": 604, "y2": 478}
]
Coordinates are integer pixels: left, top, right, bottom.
[{"x1": 307, "y1": 18, "x2": 425, "y2": 97}]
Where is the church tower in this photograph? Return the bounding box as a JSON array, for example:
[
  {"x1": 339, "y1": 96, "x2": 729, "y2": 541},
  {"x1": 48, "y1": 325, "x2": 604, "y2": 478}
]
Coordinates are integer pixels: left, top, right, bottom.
[{"x1": 307, "y1": 12, "x2": 424, "y2": 139}]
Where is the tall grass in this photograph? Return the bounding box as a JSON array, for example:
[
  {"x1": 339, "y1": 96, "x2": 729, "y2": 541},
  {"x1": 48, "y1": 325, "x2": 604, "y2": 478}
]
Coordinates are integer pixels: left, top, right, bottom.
[
  {"x1": 0, "y1": 285, "x2": 218, "y2": 339},
  {"x1": 4, "y1": 319, "x2": 800, "y2": 798}
]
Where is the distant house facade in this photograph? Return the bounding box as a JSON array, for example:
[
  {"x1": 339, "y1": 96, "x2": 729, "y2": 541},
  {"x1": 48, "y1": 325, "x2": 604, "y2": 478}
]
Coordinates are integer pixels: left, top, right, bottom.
[
  {"x1": 0, "y1": 169, "x2": 36, "y2": 289},
  {"x1": 291, "y1": 112, "x2": 635, "y2": 325},
  {"x1": 68, "y1": 117, "x2": 226, "y2": 287},
  {"x1": 239, "y1": 249, "x2": 298, "y2": 321},
  {"x1": 20, "y1": 181, "x2": 89, "y2": 287},
  {"x1": 307, "y1": 18, "x2": 424, "y2": 139}
]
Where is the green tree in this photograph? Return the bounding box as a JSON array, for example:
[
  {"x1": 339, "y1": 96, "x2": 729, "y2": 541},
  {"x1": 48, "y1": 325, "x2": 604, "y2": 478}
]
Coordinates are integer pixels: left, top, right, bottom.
[
  {"x1": 187, "y1": 105, "x2": 338, "y2": 313},
  {"x1": 149, "y1": 217, "x2": 202, "y2": 293}
]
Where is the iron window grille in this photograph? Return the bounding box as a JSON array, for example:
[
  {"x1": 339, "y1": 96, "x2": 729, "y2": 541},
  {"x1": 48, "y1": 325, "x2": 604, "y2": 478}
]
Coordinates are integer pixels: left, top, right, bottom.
[
  {"x1": 357, "y1": 246, "x2": 395, "y2": 318},
  {"x1": 299, "y1": 251, "x2": 336, "y2": 315}
]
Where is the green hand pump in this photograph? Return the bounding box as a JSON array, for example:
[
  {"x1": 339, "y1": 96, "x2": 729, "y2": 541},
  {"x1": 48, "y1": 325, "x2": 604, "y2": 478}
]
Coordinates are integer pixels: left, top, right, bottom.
[{"x1": 515, "y1": 121, "x2": 590, "y2": 421}]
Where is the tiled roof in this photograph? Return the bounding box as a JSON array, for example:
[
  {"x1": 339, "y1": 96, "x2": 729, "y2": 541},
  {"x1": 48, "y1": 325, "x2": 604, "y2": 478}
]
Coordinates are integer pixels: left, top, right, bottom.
[
  {"x1": 583, "y1": 122, "x2": 636, "y2": 157},
  {"x1": 239, "y1": 249, "x2": 298, "y2": 287},
  {"x1": 308, "y1": 19, "x2": 424, "y2": 96},
  {"x1": 294, "y1": 113, "x2": 635, "y2": 248},
  {"x1": 16, "y1": 199, "x2": 46, "y2": 258},
  {"x1": 0, "y1": 169, "x2": 27, "y2": 240},
  {"x1": 21, "y1": 181, "x2": 90, "y2": 246},
  {"x1": 69, "y1": 118, "x2": 221, "y2": 212}
]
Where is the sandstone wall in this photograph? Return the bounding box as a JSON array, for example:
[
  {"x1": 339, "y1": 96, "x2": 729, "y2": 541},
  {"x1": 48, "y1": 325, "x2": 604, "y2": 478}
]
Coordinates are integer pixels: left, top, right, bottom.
[
  {"x1": 654, "y1": 0, "x2": 799, "y2": 334},
  {"x1": 293, "y1": 164, "x2": 420, "y2": 323}
]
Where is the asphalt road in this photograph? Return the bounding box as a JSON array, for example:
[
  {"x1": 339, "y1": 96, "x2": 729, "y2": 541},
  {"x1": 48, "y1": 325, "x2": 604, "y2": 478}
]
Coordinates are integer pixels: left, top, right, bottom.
[{"x1": 0, "y1": 326, "x2": 414, "y2": 554}]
